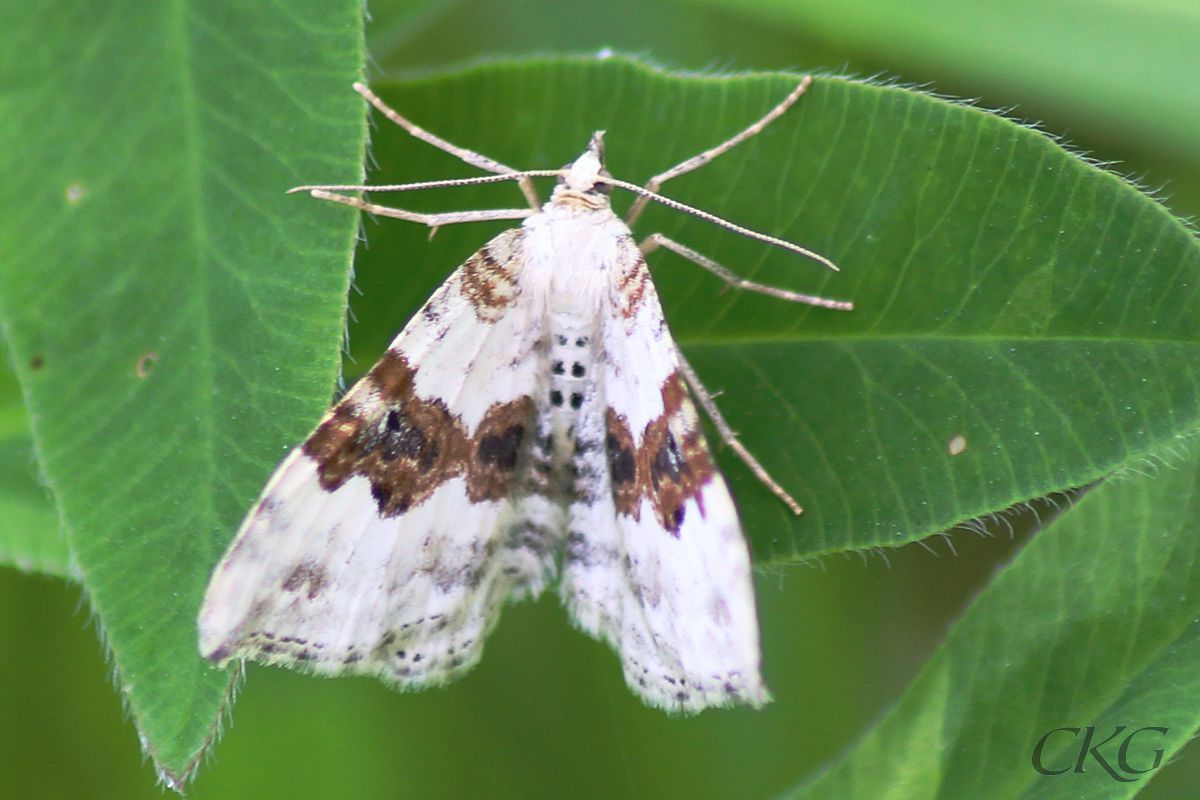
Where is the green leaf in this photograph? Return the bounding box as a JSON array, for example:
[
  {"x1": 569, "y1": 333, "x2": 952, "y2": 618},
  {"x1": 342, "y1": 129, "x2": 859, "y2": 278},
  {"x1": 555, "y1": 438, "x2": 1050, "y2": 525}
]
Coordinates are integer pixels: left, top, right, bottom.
[
  {"x1": 366, "y1": 0, "x2": 465, "y2": 59},
  {"x1": 0, "y1": 1, "x2": 366, "y2": 786},
  {"x1": 341, "y1": 57, "x2": 1200, "y2": 564},
  {"x1": 686, "y1": 0, "x2": 1200, "y2": 166},
  {"x1": 367, "y1": 0, "x2": 843, "y2": 83},
  {"x1": 788, "y1": 439, "x2": 1200, "y2": 800},
  {"x1": 0, "y1": 356, "x2": 72, "y2": 578}
]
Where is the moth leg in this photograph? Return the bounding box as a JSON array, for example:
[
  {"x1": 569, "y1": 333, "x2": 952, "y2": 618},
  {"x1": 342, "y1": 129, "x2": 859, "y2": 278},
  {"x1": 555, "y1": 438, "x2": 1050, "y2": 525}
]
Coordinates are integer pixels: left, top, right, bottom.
[
  {"x1": 625, "y1": 77, "x2": 812, "y2": 226},
  {"x1": 640, "y1": 233, "x2": 852, "y2": 311},
  {"x1": 674, "y1": 351, "x2": 804, "y2": 516},
  {"x1": 353, "y1": 82, "x2": 542, "y2": 211},
  {"x1": 309, "y1": 189, "x2": 535, "y2": 229}
]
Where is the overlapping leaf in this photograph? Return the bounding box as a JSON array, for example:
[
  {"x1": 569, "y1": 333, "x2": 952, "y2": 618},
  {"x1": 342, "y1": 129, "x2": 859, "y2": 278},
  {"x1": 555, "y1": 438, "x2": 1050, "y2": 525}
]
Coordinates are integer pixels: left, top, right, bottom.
[
  {"x1": 341, "y1": 58, "x2": 1200, "y2": 563},
  {"x1": 687, "y1": 0, "x2": 1200, "y2": 164},
  {"x1": 790, "y1": 439, "x2": 1200, "y2": 799},
  {"x1": 0, "y1": 0, "x2": 365, "y2": 784}
]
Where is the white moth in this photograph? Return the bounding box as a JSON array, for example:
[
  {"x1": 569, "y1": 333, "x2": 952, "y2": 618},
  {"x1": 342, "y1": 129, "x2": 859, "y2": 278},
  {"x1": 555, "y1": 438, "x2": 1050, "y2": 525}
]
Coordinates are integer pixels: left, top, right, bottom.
[{"x1": 199, "y1": 78, "x2": 851, "y2": 713}]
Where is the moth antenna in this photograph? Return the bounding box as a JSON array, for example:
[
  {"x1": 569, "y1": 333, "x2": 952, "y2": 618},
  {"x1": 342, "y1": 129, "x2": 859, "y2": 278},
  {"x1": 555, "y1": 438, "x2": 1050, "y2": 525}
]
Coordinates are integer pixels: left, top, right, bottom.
[
  {"x1": 606, "y1": 177, "x2": 840, "y2": 272},
  {"x1": 288, "y1": 170, "x2": 564, "y2": 195}
]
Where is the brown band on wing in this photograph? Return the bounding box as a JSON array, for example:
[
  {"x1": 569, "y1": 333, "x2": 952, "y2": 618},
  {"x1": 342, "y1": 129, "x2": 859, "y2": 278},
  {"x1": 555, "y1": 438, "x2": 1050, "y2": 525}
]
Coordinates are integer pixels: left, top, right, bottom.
[
  {"x1": 604, "y1": 370, "x2": 716, "y2": 536},
  {"x1": 644, "y1": 371, "x2": 715, "y2": 534},
  {"x1": 461, "y1": 228, "x2": 524, "y2": 322},
  {"x1": 303, "y1": 351, "x2": 534, "y2": 517},
  {"x1": 468, "y1": 396, "x2": 536, "y2": 502},
  {"x1": 605, "y1": 409, "x2": 639, "y2": 516},
  {"x1": 614, "y1": 236, "x2": 650, "y2": 320}
]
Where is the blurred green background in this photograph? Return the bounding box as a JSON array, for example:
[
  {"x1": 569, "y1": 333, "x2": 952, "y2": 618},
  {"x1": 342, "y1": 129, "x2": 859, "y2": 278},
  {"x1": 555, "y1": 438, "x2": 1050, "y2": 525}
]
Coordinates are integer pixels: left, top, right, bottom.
[{"x1": 2, "y1": 0, "x2": 1197, "y2": 797}]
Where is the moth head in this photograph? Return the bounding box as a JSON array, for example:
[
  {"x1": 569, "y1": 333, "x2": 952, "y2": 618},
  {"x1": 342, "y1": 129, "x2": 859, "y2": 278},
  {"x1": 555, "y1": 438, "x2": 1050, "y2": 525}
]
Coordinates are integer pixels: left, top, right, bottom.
[{"x1": 559, "y1": 130, "x2": 612, "y2": 198}]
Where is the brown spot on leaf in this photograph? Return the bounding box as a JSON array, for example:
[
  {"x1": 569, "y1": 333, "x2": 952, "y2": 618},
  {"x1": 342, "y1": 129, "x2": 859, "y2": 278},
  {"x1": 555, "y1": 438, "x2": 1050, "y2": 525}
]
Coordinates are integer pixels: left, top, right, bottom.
[
  {"x1": 135, "y1": 351, "x2": 158, "y2": 378},
  {"x1": 28, "y1": 354, "x2": 44, "y2": 370}
]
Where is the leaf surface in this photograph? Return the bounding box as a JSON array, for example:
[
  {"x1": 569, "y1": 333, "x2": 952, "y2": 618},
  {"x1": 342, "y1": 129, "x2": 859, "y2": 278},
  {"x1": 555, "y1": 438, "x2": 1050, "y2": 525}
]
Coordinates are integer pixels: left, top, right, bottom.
[
  {"x1": 789, "y1": 440, "x2": 1200, "y2": 799},
  {"x1": 688, "y1": 0, "x2": 1200, "y2": 164},
  {"x1": 0, "y1": 0, "x2": 366, "y2": 784}
]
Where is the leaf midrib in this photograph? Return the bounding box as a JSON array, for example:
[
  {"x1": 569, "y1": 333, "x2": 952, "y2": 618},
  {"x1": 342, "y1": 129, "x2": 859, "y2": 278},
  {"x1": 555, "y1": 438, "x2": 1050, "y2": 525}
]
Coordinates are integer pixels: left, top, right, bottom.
[
  {"x1": 108, "y1": 0, "x2": 229, "y2": 783},
  {"x1": 170, "y1": 0, "x2": 220, "y2": 534}
]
